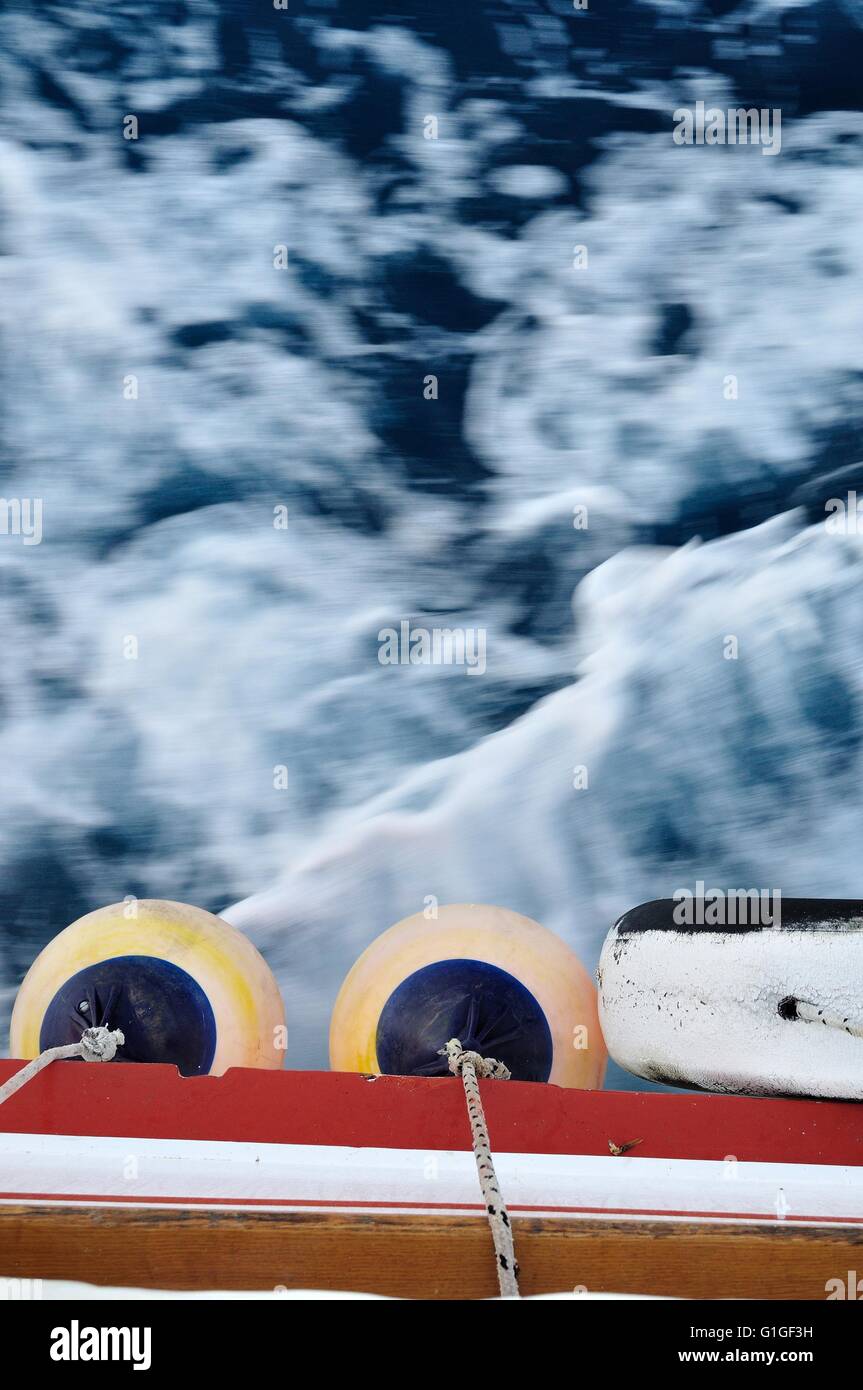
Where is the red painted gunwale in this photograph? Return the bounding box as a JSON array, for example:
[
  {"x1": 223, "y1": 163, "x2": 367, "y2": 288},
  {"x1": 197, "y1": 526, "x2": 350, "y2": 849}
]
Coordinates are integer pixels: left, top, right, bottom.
[{"x1": 0, "y1": 1061, "x2": 860, "y2": 1166}]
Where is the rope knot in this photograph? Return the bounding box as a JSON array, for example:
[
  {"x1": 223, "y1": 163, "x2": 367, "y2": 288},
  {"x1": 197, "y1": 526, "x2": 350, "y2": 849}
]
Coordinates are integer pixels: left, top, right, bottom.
[
  {"x1": 438, "y1": 1035, "x2": 519, "y2": 1297},
  {"x1": 79, "y1": 1026, "x2": 125, "y2": 1063},
  {"x1": 439, "y1": 1037, "x2": 511, "y2": 1081},
  {"x1": 0, "y1": 1026, "x2": 126, "y2": 1113}
]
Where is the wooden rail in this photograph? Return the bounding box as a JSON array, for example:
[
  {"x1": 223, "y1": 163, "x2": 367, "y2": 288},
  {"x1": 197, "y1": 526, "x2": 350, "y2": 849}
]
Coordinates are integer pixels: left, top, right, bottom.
[{"x1": 2, "y1": 1204, "x2": 860, "y2": 1299}]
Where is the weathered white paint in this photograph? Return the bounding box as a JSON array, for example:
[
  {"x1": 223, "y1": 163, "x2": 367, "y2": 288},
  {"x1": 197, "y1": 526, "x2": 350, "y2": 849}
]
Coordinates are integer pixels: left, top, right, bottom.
[{"x1": 598, "y1": 923, "x2": 863, "y2": 1099}]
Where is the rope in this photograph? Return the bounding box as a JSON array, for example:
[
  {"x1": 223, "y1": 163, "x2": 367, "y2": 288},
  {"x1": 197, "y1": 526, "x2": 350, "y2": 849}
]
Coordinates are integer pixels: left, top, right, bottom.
[
  {"x1": 0, "y1": 1026, "x2": 125, "y2": 1109},
  {"x1": 440, "y1": 1037, "x2": 520, "y2": 1299},
  {"x1": 784, "y1": 998, "x2": 863, "y2": 1039}
]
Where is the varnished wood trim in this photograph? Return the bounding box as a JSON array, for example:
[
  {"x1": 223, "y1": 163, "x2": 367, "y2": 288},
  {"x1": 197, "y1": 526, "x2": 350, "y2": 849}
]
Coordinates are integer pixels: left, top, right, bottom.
[{"x1": 1, "y1": 1205, "x2": 860, "y2": 1299}]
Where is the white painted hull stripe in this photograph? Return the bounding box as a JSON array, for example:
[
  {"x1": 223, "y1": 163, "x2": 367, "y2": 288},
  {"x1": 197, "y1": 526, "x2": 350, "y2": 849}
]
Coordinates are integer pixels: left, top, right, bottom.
[{"x1": 1, "y1": 1132, "x2": 862, "y2": 1226}]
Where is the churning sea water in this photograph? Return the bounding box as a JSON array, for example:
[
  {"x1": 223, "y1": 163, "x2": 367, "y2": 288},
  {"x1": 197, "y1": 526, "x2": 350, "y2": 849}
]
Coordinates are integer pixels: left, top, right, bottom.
[{"x1": 3, "y1": 1, "x2": 863, "y2": 1079}]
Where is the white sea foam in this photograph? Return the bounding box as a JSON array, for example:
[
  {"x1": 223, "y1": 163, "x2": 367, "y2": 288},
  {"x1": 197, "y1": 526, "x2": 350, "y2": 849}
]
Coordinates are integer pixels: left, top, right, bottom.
[
  {"x1": 227, "y1": 515, "x2": 863, "y2": 1066},
  {"x1": 2, "y1": 1, "x2": 863, "y2": 1082}
]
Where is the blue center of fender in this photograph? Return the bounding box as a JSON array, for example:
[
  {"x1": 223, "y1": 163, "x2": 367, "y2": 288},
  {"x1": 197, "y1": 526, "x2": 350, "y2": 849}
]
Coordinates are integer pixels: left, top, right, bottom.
[
  {"x1": 375, "y1": 957, "x2": 553, "y2": 1082},
  {"x1": 39, "y1": 955, "x2": 217, "y2": 1077}
]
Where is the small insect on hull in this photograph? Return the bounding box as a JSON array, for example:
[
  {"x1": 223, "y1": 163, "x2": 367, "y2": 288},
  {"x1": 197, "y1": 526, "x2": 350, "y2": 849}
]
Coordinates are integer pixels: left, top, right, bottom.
[
  {"x1": 598, "y1": 899, "x2": 863, "y2": 1100},
  {"x1": 1, "y1": 1063, "x2": 862, "y2": 1299}
]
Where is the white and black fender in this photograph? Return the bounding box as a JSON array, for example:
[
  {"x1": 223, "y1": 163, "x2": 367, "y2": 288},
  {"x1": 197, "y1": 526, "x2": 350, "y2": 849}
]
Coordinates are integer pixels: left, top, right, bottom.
[{"x1": 597, "y1": 899, "x2": 863, "y2": 1100}]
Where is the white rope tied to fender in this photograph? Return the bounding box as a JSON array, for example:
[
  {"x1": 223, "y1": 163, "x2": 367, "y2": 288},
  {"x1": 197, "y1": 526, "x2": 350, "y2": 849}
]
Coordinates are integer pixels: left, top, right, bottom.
[
  {"x1": 789, "y1": 999, "x2": 863, "y2": 1039},
  {"x1": 0, "y1": 1026, "x2": 125, "y2": 1109},
  {"x1": 440, "y1": 1037, "x2": 520, "y2": 1299}
]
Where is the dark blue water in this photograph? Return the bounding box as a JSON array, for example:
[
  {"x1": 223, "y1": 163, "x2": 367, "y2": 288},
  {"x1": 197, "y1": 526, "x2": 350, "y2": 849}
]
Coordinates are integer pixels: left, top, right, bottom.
[{"x1": 3, "y1": 0, "x2": 863, "y2": 1074}]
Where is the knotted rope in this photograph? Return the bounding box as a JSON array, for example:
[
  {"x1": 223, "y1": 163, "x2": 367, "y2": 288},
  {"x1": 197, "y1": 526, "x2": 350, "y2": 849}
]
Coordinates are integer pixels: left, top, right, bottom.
[
  {"x1": 0, "y1": 1026, "x2": 125, "y2": 1109},
  {"x1": 440, "y1": 1037, "x2": 520, "y2": 1299}
]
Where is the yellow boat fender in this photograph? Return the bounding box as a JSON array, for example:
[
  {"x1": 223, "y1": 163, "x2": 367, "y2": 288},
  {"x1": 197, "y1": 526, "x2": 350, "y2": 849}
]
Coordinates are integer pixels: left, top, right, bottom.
[
  {"x1": 330, "y1": 902, "x2": 606, "y2": 1088},
  {"x1": 10, "y1": 899, "x2": 286, "y2": 1077}
]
